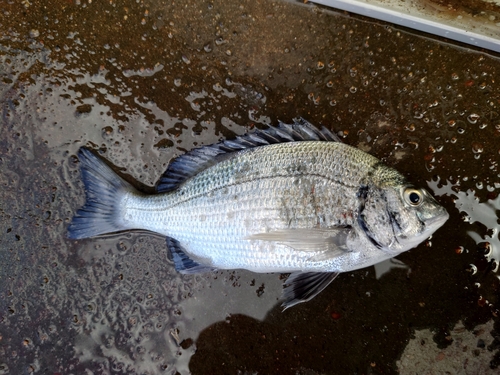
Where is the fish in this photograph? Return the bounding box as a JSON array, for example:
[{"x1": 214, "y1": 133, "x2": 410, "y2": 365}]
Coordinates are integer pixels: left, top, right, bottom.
[{"x1": 68, "y1": 118, "x2": 449, "y2": 309}]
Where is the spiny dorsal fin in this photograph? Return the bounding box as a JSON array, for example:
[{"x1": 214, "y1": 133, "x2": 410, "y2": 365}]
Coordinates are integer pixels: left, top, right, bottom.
[{"x1": 156, "y1": 118, "x2": 340, "y2": 193}]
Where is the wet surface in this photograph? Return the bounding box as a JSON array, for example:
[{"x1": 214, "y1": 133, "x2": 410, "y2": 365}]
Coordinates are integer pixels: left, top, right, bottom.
[{"x1": 1, "y1": 0, "x2": 500, "y2": 374}]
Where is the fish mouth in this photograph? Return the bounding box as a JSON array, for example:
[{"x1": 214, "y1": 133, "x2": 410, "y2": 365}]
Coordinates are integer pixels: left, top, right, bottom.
[
  {"x1": 412, "y1": 209, "x2": 449, "y2": 243},
  {"x1": 423, "y1": 209, "x2": 450, "y2": 230},
  {"x1": 395, "y1": 209, "x2": 449, "y2": 252}
]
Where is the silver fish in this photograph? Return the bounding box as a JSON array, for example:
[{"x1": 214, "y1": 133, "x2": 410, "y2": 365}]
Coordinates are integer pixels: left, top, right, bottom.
[{"x1": 68, "y1": 119, "x2": 449, "y2": 308}]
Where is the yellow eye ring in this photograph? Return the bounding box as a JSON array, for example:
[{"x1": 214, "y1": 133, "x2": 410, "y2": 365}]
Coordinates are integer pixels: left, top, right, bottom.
[{"x1": 404, "y1": 188, "x2": 423, "y2": 206}]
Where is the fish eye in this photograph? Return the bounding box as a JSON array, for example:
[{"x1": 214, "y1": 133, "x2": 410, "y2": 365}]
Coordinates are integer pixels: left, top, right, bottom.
[{"x1": 404, "y1": 188, "x2": 423, "y2": 206}]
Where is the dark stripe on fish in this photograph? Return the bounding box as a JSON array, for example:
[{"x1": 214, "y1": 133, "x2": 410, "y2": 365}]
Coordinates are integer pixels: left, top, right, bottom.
[{"x1": 356, "y1": 184, "x2": 383, "y2": 249}]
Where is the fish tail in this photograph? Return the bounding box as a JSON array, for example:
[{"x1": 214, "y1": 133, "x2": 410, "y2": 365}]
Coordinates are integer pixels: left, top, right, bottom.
[{"x1": 67, "y1": 148, "x2": 135, "y2": 239}]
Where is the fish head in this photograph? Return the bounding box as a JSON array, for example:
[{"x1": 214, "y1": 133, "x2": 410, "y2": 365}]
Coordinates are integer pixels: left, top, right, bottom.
[
  {"x1": 381, "y1": 185, "x2": 449, "y2": 253},
  {"x1": 358, "y1": 183, "x2": 448, "y2": 255}
]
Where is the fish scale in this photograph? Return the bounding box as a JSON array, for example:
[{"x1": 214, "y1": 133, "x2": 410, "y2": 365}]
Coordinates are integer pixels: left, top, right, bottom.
[
  {"x1": 68, "y1": 119, "x2": 449, "y2": 308},
  {"x1": 118, "y1": 143, "x2": 368, "y2": 273}
]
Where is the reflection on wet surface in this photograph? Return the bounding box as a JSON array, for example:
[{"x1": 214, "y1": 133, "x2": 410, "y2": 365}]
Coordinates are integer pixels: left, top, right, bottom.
[
  {"x1": 1, "y1": 0, "x2": 500, "y2": 373},
  {"x1": 430, "y1": 179, "x2": 500, "y2": 275}
]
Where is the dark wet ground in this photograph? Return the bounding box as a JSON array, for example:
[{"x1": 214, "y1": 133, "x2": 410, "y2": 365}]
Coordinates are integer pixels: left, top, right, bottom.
[{"x1": 1, "y1": 0, "x2": 500, "y2": 374}]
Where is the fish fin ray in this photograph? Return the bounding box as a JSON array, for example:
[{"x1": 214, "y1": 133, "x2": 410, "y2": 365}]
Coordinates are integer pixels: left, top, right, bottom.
[
  {"x1": 245, "y1": 228, "x2": 350, "y2": 255},
  {"x1": 67, "y1": 148, "x2": 135, "y2": 239},
  {"x1": 282, "y1": 272, "x2": 339, "y2": 310},
  {"x1": 156, "y1": 119, "x2": 339, "y2": 193},
  {"x1": 156, "y1": 146, "x2": 225, "y2": 192},
  {"x1": 166, "y1": 238, "x2": 216, "y2": 274}
]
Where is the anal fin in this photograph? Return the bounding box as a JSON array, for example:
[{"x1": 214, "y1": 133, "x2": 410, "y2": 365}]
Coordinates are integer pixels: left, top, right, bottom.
[
  {"x1": 166, "y1": 238, "x2": 216, "y2": 274},
  {"x1": 282, "y1": 272, "x2": 339, "y2": 310}
]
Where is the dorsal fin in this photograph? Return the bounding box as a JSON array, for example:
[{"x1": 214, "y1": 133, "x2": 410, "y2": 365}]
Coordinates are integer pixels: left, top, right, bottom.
[{"x1": 156, "y1": 118, "x2": 340, "y2": 193}]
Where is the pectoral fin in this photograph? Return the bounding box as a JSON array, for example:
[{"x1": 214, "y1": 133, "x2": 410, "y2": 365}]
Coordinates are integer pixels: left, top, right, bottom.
[
  {"x1": 282, "y1": 272, "x2": 339, "y2": 310},
  {"x1": 246, "y1": 228, "x2": 351, "y2": 253}
]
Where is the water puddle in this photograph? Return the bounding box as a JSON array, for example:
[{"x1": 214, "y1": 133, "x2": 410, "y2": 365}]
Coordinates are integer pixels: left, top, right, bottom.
[{"x1": 430, "y1": 179, "x2": 500, "y2": 278}]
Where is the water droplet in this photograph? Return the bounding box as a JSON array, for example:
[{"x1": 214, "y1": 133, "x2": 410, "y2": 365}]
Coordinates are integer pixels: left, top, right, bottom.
[
  {"x1": 478, "y1": 296, "x2": 487, "y2": 307},
  {"x1": 405, "y1": 124, "x2": 416, "y2": 132},
  {"x1": 326, "y1": 81, "x2": 333, "y2": 88},
  {"x1": 457, "y1": 127, "x2": 465, "y2": 134},
  {"x1": 468, "y1": 264, "x2": 478, "y2": 275},
  {"x1": 204, "y1": 43, "x2": 212, "y2": 52},
  {"x1": 116, "y1": 241, "x2": 128, "y2": 252},
  {"x1": 478, "y1": 242, "x2": 492, "y2": 257},
  {"x1": 215, "y1": 37, "x2": 225, "y2": 46},
  {"x1": 174, "y1": 78, "x2": 181, "y2": 87},
  {"x1": 467, "y1": 113, "x2": 480, "y2": 124},
  {"x1": 451, "y1": 73, "x2": 459, "y2": 80},
  {"x1": 492, "y1": 261, "x2": 499, "y2": 273},
  {"x1": 329, "y1": 99, "x2": 337, "y2": 106},
  {"x1": 141, "y1": 18, "x2": 146, "y2": 25},
  {"x1": 450, "y1": 137, "x2": 457, "y2": 144},
  {"x1": 472, "y1": 142, "x2": 484, "y2": 154},
  {"x1": 479, "y1": 123, "x2": 487, "y2": 129},
  {"x1": 349, "y1": 86, "x2": 357, "y2": 94},
  {"x1": 317, "y1": 61, "x2": 325, "y2": 69},
  {"x1": 102, "y1": 126, "x2": 113, "y2": 137},
  {"x1": 182, "y1": 55, "x2": 190, "y2": 64}
]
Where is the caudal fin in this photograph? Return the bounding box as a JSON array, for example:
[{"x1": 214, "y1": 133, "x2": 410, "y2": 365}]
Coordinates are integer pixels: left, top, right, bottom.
[{"x1": 68, "y1": 148, "x2": 135, "y2": 239}]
